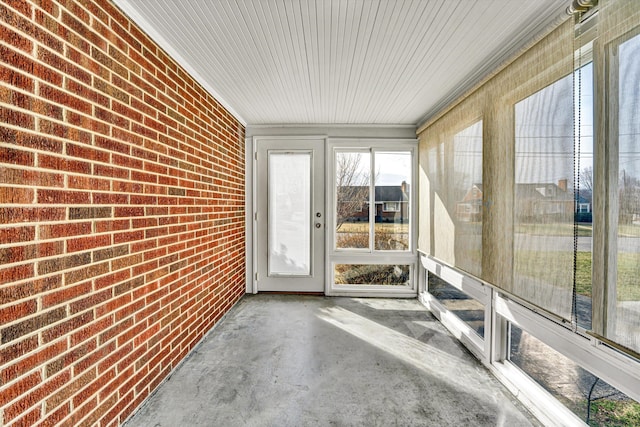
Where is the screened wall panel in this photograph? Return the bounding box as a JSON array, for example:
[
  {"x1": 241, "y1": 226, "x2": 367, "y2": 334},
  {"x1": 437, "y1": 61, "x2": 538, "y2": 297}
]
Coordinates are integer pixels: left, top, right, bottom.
[
  {"x1": 453, "y1": 121, "x2": 483, "y2": 276},
  {"x1": 419, "y1": 20, "x2": 574, "y2": 297},
  {"x1": 597, "y1": 0, "x2": 640, "y2": 353},
  {"x1": 422, "y1": 118, "x2": 483, "y2": 276},
  {"x1": 514, "y1": 74, "x2": 574, "y2": 320}
]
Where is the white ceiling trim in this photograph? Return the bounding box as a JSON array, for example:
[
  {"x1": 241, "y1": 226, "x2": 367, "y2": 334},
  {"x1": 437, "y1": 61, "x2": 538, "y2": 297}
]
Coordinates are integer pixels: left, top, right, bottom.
[{"x1": 113, "y1": 0, "x2": 248, "y2": 126}]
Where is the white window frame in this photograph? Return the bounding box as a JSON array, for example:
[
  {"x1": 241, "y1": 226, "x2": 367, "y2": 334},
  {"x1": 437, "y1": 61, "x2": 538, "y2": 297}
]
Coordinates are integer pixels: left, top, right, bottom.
[
  {"x1": 418, "y1": 254, "x2": 640, "y2": 426},
  {"x1": 327, "y1": 139, "x2": 417, "y2": 297}
]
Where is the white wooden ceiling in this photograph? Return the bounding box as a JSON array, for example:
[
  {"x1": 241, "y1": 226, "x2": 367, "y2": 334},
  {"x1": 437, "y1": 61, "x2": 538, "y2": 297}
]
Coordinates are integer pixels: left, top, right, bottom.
[{"x1": 113, "y1": 0, "x2": 568, "y2": 126}]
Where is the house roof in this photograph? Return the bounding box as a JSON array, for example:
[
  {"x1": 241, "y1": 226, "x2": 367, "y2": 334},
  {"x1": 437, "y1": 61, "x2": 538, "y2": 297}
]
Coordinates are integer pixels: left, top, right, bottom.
[
  {"x1": 338, "y1": 185, "x2": 408, "y2": 202},
  {"x1": 515, "y1": 183, "x2": 573, "y2": 201}
]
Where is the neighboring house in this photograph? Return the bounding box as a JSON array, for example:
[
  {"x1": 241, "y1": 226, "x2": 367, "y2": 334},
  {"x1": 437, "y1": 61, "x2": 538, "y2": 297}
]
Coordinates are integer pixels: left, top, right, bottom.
[
  {"x1": 515, "y1": 180, "x2": 574, "y2": 222},
  {"x1": 457, "y1": 184, "x2": 483, "y2": 222},
  {"x1": 338, "y1": 182, "x2": 410, "y2": 223},
  {"x1": 456, "y1": 180, "x2": 592, "y2": 222}
]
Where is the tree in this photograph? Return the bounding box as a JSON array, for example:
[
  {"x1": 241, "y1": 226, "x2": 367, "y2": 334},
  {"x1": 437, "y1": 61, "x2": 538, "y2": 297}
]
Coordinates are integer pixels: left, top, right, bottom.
[
  {"x1": 335, "y1": 153, "x2": 370, "y2": 230},
  {"x1": 619, "y1": 169, "x2": 640, "y2": 224},
  {"x1": 580, "y1": 166, "x2": 594, "y2": 193}
]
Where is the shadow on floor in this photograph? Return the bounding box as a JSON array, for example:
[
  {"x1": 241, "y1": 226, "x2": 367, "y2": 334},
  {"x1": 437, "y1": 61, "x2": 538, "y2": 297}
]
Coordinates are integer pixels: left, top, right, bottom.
[{"x1": 124, "y1": 294, "x2": 540, "y2": 427}]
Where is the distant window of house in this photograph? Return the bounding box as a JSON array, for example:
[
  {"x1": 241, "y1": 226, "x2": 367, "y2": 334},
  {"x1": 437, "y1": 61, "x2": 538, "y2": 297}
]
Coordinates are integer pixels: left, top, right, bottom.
[{"x1": 383, "y1": 202, "x2": 400, "y2": 212}]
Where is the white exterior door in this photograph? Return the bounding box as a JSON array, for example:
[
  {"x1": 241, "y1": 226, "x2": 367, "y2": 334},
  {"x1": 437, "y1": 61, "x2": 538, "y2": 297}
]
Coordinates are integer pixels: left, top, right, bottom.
[{"x1": 255, "y1": 138, "x2": 325, "y2": 292}]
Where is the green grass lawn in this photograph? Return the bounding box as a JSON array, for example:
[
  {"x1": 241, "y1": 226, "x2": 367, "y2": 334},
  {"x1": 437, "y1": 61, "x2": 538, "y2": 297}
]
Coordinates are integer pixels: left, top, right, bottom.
[
  {"x1": 516, "y1": 222, "x2": 640, "y2": 238},
  {"x1": 517, "y1": 250, "x2": 640, "y2": 301},
  {"x1": 515, "y1": 222, "x2": 593, "y2": 237},
  {"x1": 587, "y1": 399, "x2": 640, "y2": 427},
  {"x1": 337, "y1": 222, "x2": 409, "y2": 233}
]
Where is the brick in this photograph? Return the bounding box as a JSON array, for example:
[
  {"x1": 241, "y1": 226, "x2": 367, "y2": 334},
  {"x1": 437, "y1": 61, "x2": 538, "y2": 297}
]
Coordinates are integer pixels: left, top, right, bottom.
[
  {"x1": 0, "y1": 336, "x2": 38, "y2": 364},
  {"x1": 67, "y1": 234, "x2": 111, "y2": 253},
  {"x1": 114, "y1": 207, "x2": 145, "y2": 218},
  {"x1": 95, "y1": 218, "x2": 129, "y2": 233},
  {"x1": 67, "y1": 142, "x2": 110, "y2": 163},
  {"x1": 0, "y1": 371, "x2": 40, "y2": 407},
  {"x1": 0, "y1": 240, "x2": 65, "y2": 265},
  {"x1": 0, "y1": 299, "x2": 37, "y2": 325},
  {"x1": 68, "y1": 174, "x2": 110, "y2": 191},
  {"x1": 77, "y1": 392, "x2": 117, "y2": 427},
  {"x1": 69, "y1": 207, "x2": 112, "y2": 220},
  {"x1": 0, "y1": 42, "x2": 30, "y2": 71},
  {"x1": 0, "y1": 263, "x2": 33, "y2": 285},
  {"x1": 93, "y1": 244, "x2": 128, "y2": 262},
  {"x1": 0, "y1": 225, "x2": 35, "y2": 244},
  {"x1": 114, "y1": 156, "x2": 144, "y2": 174},
  {"x1": 0, "y1": 167, "x2": 64, "y2": 188},
  {"x1": 0, "y1": 146, "x2": 34, "y2": 166},
  {"x1": 91, "y1": 192, "x2": 128, "y2": 206},
  {"x1": 37, "y1": 189, "x2": 91, "y2": 204},
  {"x1": 0, "y1": 63, "x2": 34, "y2": 91}
]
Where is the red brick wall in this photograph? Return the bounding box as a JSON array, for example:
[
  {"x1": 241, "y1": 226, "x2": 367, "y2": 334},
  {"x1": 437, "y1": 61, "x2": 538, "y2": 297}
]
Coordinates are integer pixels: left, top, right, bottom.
[{"x1": 0, "y1": 1, "x2": 246, "y2": 425}]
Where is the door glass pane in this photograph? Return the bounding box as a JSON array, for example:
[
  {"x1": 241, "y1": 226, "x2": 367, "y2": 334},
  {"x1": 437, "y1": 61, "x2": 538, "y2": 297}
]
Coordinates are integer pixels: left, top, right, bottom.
[
  {"x1": 374, "y1": 152, "x2": 411, "y2": 251},
  {"x1": 336, "y1": 152, "x2": 370, "y2": 249},
  {"x1": 514, "y1": 73, "x2": 574, "y2": 320},
  {"x1": 268, "y1": 152, "x2": 311, "y2": 276},
  {"x1": 613, "y1": 32, "x2": 640, "y2": 353}
]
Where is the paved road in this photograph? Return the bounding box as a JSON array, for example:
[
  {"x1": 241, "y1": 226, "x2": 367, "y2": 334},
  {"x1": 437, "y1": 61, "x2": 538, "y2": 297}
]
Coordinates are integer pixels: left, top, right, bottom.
[{"x1": 515, "y1": 235, "x2": 640, "y2": 253}]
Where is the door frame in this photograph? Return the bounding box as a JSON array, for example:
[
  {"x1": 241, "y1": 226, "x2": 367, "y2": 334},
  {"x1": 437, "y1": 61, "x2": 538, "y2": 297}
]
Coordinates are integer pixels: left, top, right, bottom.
[{"x1": 251, "y1": 135, "x2": 327, "y2": 293}]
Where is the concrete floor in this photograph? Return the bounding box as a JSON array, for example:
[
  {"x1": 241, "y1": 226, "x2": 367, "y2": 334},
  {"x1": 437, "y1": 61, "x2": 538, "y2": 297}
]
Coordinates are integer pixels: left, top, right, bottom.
[{"x1": 124, "y1": 295, "x2": 540, "y2": 426}]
